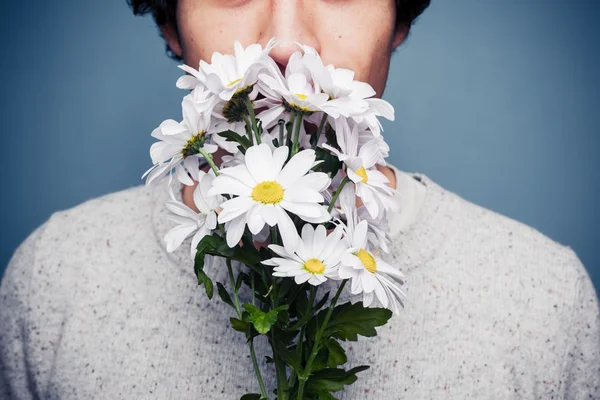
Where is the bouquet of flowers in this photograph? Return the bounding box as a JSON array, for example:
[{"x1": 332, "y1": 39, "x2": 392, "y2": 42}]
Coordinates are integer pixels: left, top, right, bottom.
[{"x1": 142, "y1": 38, "x2": 407, "y2": 400}]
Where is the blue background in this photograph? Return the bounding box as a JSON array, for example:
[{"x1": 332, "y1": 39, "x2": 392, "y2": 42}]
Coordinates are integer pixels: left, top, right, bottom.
[{"x1": 1, "y1": 1, "x2": 598, "y2": 292}]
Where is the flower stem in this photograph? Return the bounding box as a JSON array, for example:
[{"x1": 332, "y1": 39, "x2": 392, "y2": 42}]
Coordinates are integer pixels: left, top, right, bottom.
[
  {"x1": 271, "y1": 330, "x2": 290, "y2": 400},
  {"x1": 327, "y1": 176, "x2": 351, "y2": 213},
  {"x1": 226, "y1": 260, "x2": 242, "y2": 318},
  {"x1": 249, "y1": 337, "x2": 268, "y2": 399},
  {"x1": 278, "y1": 119, "x2": 285, "y2": 147},
  {"x1": 291, "y1": 113, "x2": 304, "y2": 156},
  {"x1": 227, "y1": 259, "x2": 269, "y2": 399},
  {"x1": 297, "y1": 280, "x2": 348, "y2": 400},
  {"x1": 286, "y1": 110, "x2": 296, "y2": 149},
  {"x1": 288, "y1": 286, "x2": 316, "y2": 389},
  {"x1": 198, "y1": 148, "x2": 220, "y2": 176},
  {"x1": 311, "y1": 113, "x2": 328, "y2": 149},
  {"x1": 243, "y1": 96, "x2": 261, "y2": 144},
  {"x1": 241, "y1": 114, "x2": 254, "y2": 143}
]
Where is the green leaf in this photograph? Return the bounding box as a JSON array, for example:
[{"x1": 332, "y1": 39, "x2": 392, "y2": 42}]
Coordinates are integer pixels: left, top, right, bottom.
[
  {"x1": 240, "y1": 394, "x2": 261, "y2": 400},
  {"x1": 290, "y1": 288, "x2": 308, "y2": 319},
  {"x1": 325, "y1": 339, "x2": 347, "y2": 368},
  {"x1": 311, "y1": 346, "x2": 329, "y2": 372},
  {"x1": 196, "y1": 234, "x2": 263, "y2": 267},
  {"x1": 273, "y1": 341, "x2": 303, "y2": 376},
  {"x1": 314, "y1": 148, "x2": 342, "y2": 177},
  {"x1": 235, "y1": 272, "x2": 245, "y2": 291},
  {"x1": 322, "y1": 302, "x2": 393, "y2": 341},
  {"x1": 230, "y1": 317, "x2": 248, "y2": 333},
  {"x1": 317, "y1": 393, "x2": 338, "y2": 400},
  {"x1": 243, "y1": 304, "x2": 289, "y2": 334},
  {"x1": 217, "y1": 129, "x2": 252, "y2": 151},
  {"x1": 195, "y1": 266, "x2": 214, "y2": 299},
  {"x1": 217, "y1": 282, "x2": 234, "y2": 308},
  {"x1": 304, "y1": 366, "x2": 369, "y2": 395},
  {"x1": 276, "y1": 309, "x2": 290, "y2": 327}
]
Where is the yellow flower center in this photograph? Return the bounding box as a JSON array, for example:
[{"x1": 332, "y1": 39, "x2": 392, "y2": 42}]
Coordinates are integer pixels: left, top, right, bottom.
[
  {"x1": 295, "y1": 93, "x2": 308, "y2": 101},
  {"x1": 181, "y1": 131, "x2": 206, "y2": 157},
  {"x1": 355, "y1": 166, "x2": 368, "y2": 183},
  {"x1": 355, "y1": 248, "x2": 377, "y2": 273},
  {"x1": 252, "y1": 181, "x2": 285, "y2": 205},
  {"x1": 303, "y1": 258, "x2": 326, "y2": 274},
  {"x1": 227, "y1": 78, "x2": 242, "y2": 87}
]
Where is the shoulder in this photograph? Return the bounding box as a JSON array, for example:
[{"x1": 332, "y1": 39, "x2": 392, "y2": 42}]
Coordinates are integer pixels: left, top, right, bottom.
[
  {"x1": 409, "y1": 172, "x2": 596, "y2": 327},
  {"x1": 2, "y1": 183, "x2": 159, "y2": 304},
  {"x1": 47, "y1": 183, "x2": 155, "y2": 233},
  {"x1": 429, "y1": 174, "x2": 583, "y2": 274}
]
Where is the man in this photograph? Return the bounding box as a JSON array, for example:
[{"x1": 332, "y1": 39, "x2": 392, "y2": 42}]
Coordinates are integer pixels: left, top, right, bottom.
[{"x1": 1, "y1": 1, "x2": 598, "y2": 399}]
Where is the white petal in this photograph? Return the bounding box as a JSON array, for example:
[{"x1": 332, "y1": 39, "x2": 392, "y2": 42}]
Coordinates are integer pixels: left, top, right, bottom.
[
  {"x1": 209, "y1": 174, "x2": 252, "y2": 197},
  {"x1": 294, "y1": 272, "x2": 312, "y2": 285},
  {"x1": 245, "y1": 143, "x2": 274, "y2": 182},
  {"x1": 366, "y1": 98, "x2": 394, "y2": 120},
  {"x1": 361, "y1": 272, "x2": 376, "y2": 293},
  {"x1": 294, "y1": 172, "x2": 331, "y2": 193},
  {"x1": 271, "y1": 146, "x2": 289, "y2": 177},
  {"x1": 284, "y1": 188, "x2": 324, "y2": 203},
  {"x1": 165, "y1": 223, "x2": 197, "y2": 253},
  {"x1": 247, "y1": 206, "x2": 266, "y2": 234},
  {"x1": 338, "y1": 264, "x2": 357, "y2": 280},
  {"x1": 225, "y1": 216, "x2": 246, "y2": 248},
  {"x1": 287, "y1": 72, "x2": 308, "y2": 94},
  {"x1": 297, "y1": 206, "x2": 332, "y2": 224},
  {"x1": 277, "y1": 149, "x2": 316, "y2": 188},
  {"x1": 362, "y1": 290, "x2": 374, "y2": 307},
  {"x1": 372, "y1": 278, "x2": 389, "y2": 308},
  {"x1": 176, "y1": 164, "x2": 194, "y2": 186},
  {"x1": 280, "y1": 200, "x2": 322, "y2": 219},
  {"x1": 150, "y1": 142, "x2": 180, "y2": 164},
  {"x1": 300, "y1": 223, "x2": 315, "y2": 255},
  {"x1": 350, "y1": 272, "x2": 364, "y2": 294},
  {"x1": 259, "y1": 204, "x2": 279, "y2": 226},
  {"x1": 256, "y1": 105, "x2": 286, "y2": 130},
  {"x1": 275, "y1": 206, "x2": 298, "y2": 253},
  {"x1": 318, "y1": 225, "x2": 342, "y2": 260},
  {"x1": 165, "y1": 200, "x2": 198, "y2": 220},
  {"x1": 161, "y1": 119, "x2": 189, "y2": 137},
  {"x1": 218, "y1": 197, "x2": 254, "y2": 223},
  {"x1": 312, "y1": 225, "x2": 327, "y2": 259}
]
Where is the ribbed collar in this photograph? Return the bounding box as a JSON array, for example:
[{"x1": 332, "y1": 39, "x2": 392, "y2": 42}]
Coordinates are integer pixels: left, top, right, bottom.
[{"x1": 149, "y1": 167, "x2": 461, "y2": 280}]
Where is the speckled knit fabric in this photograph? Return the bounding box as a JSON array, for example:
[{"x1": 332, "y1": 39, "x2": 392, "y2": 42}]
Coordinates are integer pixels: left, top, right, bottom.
[{"x1": 1, "y1": 168, "x2": 599, "y2": 399}]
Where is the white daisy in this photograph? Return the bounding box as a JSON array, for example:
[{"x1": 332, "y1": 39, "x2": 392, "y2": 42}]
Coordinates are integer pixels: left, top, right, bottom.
[
  {"x1": 263, "y1": 224, "x2": 346, "y2": 286},
  {"x1": 142, "y1": 92, "x2": 218, "y2": 186},
  {"x1": 323, "y1": 118, "x2": 399, "y2": 219},
  {"x1": 357, "y1": 123, "x2": 389, "y2": 166},
  {"x1": 297, "y1": 43, "x2": 393, "y2": 130},
  {"x1": 164, "y1": 171, "x2": 223, "y2": 259},
  {"x1": 339, "y1": 214, "x2": 406, "y2": 315},
  {"x1": 207, "y1": 143, "x2": 331, "y2": 251},
  {"x1": 201, "y1": 38, "x2": 277, "y2": 102},
  {"x1": 258, "y1": 53, "x2": 329, "y2": 114},
  {"x1": 357, "y1": 205, "x2": 392, "y2": 254}
]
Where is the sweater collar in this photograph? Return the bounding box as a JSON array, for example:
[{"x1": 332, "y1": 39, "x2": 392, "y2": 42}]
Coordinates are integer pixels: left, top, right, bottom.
[{"x1": 150, "y1": 167, "x2": 461, "y2": 280}]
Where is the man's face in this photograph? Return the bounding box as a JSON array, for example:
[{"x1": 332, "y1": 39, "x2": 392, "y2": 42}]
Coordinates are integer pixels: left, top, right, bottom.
[{"x1": 164, "y1": 0, "x2": 407, "y2": 98}]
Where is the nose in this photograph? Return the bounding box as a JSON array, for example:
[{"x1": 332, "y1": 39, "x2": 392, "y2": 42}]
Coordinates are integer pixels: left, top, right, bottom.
[{"x1": 260, "y1": 0, "x2": 320, "y2": 72}]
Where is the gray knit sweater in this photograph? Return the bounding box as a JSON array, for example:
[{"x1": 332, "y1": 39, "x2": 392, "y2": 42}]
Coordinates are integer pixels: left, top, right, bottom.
[{"x1": 1, "y1": 169, "x2": 599, "y2": 399}]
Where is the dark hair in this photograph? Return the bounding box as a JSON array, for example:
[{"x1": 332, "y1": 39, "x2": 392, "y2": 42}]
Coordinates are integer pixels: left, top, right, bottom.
[{"x1": 128, "y1": 0, "x2": 431, "y2": 61}]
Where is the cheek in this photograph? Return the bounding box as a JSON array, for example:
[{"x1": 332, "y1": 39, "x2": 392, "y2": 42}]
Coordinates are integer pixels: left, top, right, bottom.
[
  {"x1": 313, "y1": 5, "x2": 395, "y2": 96},
  {"x1": 176, "y1": 1, "x2": 269, "y2": 67}
]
